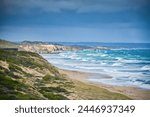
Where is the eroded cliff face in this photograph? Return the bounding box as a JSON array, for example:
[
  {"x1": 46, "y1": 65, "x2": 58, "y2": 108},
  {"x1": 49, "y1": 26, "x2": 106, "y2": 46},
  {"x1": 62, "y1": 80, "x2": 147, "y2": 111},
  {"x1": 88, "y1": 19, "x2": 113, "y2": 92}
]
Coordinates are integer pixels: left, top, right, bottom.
[
  {"x1": 0, "y1": 39, "x2": 80, "y2": 53},
  {"x1": 19, "y1": 44, "x2": 80, "y2": 53}
]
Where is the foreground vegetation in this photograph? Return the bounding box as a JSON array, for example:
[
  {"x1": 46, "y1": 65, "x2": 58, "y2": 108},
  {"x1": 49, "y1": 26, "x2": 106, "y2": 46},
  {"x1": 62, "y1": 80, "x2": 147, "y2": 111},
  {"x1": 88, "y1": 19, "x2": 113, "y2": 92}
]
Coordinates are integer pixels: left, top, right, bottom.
[{"x1": 0, "y1": 50, "x2": 73, "y2": 99}]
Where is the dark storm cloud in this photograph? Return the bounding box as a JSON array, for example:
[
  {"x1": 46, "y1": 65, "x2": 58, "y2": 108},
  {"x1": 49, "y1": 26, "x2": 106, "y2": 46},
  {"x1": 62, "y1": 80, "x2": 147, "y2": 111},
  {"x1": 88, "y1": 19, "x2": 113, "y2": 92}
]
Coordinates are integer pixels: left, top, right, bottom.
[
  {"x1": 0, "y1": 0, "x2": 149, "y2": 42},
  {"x1": 0, "y1": 0, "x2": 149, "y2": 13}
]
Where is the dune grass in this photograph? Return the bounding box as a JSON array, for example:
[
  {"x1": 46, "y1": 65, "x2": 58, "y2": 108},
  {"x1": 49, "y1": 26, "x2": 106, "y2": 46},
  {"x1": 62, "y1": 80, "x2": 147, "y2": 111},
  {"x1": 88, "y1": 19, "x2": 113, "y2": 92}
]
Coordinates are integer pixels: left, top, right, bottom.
[
  {"x1": 0, "y1": 50, "x2": 72, "y2": 100},
  {"x1": 71, "y1": 80, "x2": 131, "y2": 100}
]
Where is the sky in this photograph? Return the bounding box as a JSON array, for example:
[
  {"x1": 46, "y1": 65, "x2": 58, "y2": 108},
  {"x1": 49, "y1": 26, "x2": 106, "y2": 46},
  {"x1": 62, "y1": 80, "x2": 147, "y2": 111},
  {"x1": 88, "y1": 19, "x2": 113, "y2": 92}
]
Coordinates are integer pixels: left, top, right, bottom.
[{"x1": 0, "y1": 0, "x2": 150, "y2": 43}]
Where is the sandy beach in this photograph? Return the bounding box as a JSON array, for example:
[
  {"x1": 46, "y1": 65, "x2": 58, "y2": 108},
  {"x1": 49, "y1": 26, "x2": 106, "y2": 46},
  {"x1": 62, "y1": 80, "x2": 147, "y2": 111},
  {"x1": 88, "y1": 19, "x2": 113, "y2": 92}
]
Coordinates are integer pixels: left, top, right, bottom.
[{"x1": 59, "y1": 69, "x2": 150, "y2": 100}]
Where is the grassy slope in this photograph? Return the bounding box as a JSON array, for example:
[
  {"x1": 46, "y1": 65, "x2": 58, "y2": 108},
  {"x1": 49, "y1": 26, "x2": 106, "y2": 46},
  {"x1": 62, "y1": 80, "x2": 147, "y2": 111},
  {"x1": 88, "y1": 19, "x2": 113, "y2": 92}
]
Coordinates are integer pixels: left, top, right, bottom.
[
  {"x1": 0, "y1": 50, "x2": 73, "y2": 99},
  {"x1": 72, "y1": 80, "x2": 131, "y2": 100},
  {"x1": 0, "y1": 39, "x2": 18, "y2": 48}
]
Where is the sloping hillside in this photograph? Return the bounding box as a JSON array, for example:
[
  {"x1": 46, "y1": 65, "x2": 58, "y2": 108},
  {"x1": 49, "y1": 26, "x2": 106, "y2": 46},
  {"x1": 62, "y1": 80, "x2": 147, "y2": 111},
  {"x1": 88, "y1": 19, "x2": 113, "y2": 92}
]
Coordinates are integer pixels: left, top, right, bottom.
[
  {"x1": 0, "y1": 39, "x2": 18, "y2": 48},
  {"x1": 0, "y1": 50, "x2": 73, "y2": 99}
]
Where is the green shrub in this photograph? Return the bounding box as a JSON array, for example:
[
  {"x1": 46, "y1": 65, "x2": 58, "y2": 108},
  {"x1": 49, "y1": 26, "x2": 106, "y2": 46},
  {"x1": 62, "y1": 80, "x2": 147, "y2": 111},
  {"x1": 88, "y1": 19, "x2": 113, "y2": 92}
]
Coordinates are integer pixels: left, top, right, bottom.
[
  {"x1": 42, "y1": 74, "x2": 60, "y2": 82},
  {"x1": 39, "y1": 86, "x2": 69, "y2": 94},
  {"x1": 42, "y1": 92, "x2": 68, "y2": 100}
]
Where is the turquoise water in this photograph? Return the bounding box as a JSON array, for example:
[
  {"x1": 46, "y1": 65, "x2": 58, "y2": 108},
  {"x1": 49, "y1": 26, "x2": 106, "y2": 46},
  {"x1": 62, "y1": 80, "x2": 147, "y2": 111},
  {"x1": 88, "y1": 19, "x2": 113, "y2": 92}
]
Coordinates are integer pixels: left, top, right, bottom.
[{"x1": 41, "y1": 43, "x2": 150, "y2": 89}]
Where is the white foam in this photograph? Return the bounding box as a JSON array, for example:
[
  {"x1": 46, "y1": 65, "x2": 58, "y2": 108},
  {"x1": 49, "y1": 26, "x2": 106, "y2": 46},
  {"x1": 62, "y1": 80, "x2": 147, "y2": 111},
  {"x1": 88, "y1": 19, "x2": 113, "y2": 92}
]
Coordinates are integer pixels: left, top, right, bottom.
[
  {"x1": 101, "y1": 54, "x2": 107, "y2": 57},
  {"x1": 40, "y1": 51, "x2": 150, "y2": 90},
  {"x1": 89, "y1": 77, "x2": 150, "y2": 89},
  {"x1": 111, "y1": 48, "x2": 150, "y2": 50},
  {"x1": 118, "y1": 59, "x2": 141, "y2": 64},
  {"x1": 112, "y1": 63, "x2": 122, "y2": 66},
  {"x1": 141, "y1": 65, "x2": 150, "y2": 71}
]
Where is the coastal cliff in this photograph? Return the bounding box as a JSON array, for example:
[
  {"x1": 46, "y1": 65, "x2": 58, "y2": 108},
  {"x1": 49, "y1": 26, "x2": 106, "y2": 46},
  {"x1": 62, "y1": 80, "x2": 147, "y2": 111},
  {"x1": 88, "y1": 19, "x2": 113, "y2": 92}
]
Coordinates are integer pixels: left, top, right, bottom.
[
  {"x1": 0, "y1": 39, "x2": 80, "y2": 54},
  {"x1": 20, "y1": 43, "x2": 79, "y2": 53}
]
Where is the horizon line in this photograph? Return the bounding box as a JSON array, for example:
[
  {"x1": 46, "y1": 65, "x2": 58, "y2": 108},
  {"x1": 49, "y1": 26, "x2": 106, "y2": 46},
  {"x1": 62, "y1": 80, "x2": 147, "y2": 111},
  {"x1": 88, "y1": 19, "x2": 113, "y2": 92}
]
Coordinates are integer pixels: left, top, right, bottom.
[{"x1": 1, "y1": 38, "x2": 150, "y2": 44}]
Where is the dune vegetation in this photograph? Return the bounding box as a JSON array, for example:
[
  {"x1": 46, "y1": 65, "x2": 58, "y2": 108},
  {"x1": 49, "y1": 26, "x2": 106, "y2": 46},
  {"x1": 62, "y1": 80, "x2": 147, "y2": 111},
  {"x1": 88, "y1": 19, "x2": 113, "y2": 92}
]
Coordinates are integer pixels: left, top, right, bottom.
[{"x1": 0, "y1": 50, "x2": 73, "y2": 99}]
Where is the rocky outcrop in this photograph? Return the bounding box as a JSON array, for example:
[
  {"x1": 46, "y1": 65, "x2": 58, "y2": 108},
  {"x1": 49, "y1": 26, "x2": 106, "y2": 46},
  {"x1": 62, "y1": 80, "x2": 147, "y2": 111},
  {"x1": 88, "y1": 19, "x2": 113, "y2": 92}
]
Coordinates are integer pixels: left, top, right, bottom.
[
  {"x1": 0, "y1": 39, "x2": 81, "y2": 53},
  {"x1": 19, "y1": 44, "x2": 80, "y2": 53}
]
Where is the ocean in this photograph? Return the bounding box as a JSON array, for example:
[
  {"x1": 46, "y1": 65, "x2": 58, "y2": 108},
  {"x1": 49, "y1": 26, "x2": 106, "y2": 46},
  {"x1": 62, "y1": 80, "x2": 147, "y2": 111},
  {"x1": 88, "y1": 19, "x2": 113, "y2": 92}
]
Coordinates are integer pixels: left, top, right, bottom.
[{"x1": 41, "y1": 42, "x2": 150, "y2": 89}]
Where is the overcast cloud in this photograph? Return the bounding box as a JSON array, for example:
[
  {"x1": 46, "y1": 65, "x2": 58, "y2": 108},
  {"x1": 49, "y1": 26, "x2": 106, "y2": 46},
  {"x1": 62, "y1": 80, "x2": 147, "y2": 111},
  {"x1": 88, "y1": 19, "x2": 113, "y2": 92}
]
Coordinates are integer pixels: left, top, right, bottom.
[
  {"x1": 0, "y1": 0, "x2": 149, "y2": 42},
  {"x1": 1, "y1": 0, "x2": 149, "y2": 13}
]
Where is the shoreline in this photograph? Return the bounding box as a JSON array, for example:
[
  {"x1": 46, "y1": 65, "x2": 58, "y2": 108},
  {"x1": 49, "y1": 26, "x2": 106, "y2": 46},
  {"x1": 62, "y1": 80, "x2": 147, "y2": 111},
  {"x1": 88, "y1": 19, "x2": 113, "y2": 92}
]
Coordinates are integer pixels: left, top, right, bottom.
[{"x1": 59, "y1": 69, "x2": 150, "y2": 100}]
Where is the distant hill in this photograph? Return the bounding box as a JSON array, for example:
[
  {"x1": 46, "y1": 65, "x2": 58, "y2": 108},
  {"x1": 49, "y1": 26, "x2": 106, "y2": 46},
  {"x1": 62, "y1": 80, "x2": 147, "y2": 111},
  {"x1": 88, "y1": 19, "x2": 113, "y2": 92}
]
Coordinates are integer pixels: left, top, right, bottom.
[
  {"x1": 20, "y1": 40, "x2": 80, "y2": 53},
  {"x1": 0, "y1": 39, "x2": 19, "y2": 48},
  {"x1": 21, "y1": 40, "x2": 63, "y2": 45},
  {"x1": 0, "y1": 39, "x2": 80, "y2": 53},
  {"x1": 21, "y1": 40, "x2": 49, "y2": 45}
]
